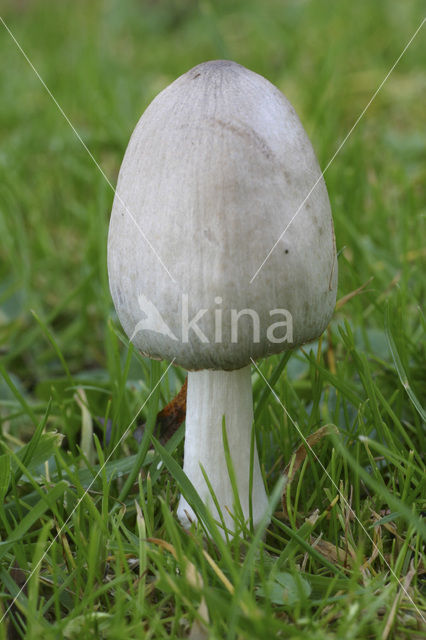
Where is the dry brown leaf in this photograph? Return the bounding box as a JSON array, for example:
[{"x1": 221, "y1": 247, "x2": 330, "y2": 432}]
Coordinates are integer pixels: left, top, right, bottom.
[
  {"x1": 156, "y1": 378, "x2": 187, "y2": 443},
  {"x1": 310, "y1": 537, "x2": 349, "y2": 566},
  {"x1": 335, "y1": 277, "x2": 374, "y2": 311}
]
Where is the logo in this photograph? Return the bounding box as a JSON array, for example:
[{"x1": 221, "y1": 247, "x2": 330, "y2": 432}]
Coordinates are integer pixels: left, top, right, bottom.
[
  {"x1": 130, "y1": 294, "x2": 178, "y2": 341},
  {"x1": 131, "y1": 293, "x2": 293, "y2": 345}
]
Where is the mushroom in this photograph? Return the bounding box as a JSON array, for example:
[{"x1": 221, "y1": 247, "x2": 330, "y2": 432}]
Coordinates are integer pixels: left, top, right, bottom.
[{"x1": 108, "y1": 60, "x2": 337, "y2": 534}]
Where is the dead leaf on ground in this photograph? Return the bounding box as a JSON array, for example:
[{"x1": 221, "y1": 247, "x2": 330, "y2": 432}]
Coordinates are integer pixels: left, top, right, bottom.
[
  {"x1": 310, "y1": 536, "x2": 349, "y2": 566},
  {"x1": 156, "y1": 377, "x2": 187, "y2": 443},
  {"x1": 130, "y1": 377, "x2": 187, "y2": 445}
]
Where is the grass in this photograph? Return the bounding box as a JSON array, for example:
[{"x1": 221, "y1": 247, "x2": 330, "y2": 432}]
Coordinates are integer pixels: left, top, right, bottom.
[{"x1": 0, "y1": 0, "x2": 425, "y2": 638}]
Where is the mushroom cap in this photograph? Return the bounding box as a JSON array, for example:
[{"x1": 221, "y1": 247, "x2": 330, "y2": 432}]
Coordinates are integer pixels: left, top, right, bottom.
[{"x1": 108, "y1": 60, "x2": 337, "y2": 370}]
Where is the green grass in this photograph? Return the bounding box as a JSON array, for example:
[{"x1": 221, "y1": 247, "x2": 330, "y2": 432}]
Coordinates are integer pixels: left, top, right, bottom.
[{"x1": 0, "y1": 0, "x2": 425, "y2": 638}]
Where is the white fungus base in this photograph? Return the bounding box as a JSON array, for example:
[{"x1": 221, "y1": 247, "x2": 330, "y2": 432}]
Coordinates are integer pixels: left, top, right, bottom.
[{"x1": 177, "y1": 365, "x2": 269, "y2": 535}]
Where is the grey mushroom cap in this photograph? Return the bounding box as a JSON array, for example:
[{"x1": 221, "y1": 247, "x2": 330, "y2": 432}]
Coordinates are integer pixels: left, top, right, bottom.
[{"x1": 108, "y1": 60, "x2": 337, "y2": 370}]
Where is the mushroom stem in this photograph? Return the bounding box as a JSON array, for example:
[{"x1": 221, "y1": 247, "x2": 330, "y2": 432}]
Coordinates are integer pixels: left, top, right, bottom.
[{"x1": 177, "y1": 365, "x2": 269, "y2": 533}]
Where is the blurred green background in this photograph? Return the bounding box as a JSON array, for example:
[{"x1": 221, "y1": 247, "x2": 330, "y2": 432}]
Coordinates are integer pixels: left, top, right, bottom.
[{"x1": 0, "y1": 0, "x2": 424, "y2": 391}]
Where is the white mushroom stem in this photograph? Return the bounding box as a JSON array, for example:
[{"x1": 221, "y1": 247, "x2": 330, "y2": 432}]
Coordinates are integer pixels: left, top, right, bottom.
[{"x1": 177, "y1": 365, "x2": 269, "y2": 533}]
